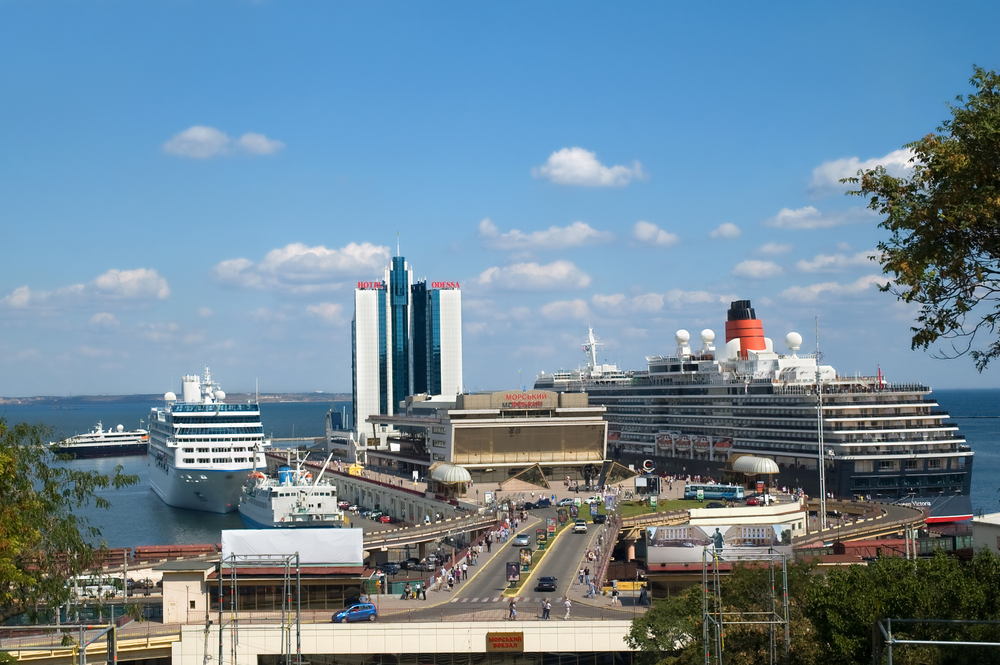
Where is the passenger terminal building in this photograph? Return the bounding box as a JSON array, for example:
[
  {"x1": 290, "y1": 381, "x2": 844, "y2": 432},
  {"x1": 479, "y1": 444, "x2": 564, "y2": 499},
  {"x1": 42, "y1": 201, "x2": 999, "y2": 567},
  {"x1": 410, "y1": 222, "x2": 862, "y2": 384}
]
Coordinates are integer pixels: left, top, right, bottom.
[
  {"x1": 352, "y1": 254, "x2": 463, "y2": 446},
  {"x1": 365, "y1": 390, "x2": 608, "y2": 488}
]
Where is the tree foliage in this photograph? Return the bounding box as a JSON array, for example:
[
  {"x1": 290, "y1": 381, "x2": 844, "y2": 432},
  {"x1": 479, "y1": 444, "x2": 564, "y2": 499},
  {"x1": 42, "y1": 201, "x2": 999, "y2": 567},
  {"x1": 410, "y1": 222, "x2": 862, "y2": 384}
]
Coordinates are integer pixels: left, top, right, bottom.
[
  {"x1": 0, "y1": 418, "x2": 139, "y2": 622},
  {"x1": 846, "y1": 66, "x2": 1000, "y2": 370},
  {"x1": 630, "y1": 550, "x2": 1000, "y2": 665}
]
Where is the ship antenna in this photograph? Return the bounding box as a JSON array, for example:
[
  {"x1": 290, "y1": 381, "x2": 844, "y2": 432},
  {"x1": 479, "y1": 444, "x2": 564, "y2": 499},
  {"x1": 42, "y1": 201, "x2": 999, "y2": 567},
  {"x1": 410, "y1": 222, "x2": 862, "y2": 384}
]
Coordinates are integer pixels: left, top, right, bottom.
[{"x1": 815, "y1": 315, "x2": 827, "y2": 530}]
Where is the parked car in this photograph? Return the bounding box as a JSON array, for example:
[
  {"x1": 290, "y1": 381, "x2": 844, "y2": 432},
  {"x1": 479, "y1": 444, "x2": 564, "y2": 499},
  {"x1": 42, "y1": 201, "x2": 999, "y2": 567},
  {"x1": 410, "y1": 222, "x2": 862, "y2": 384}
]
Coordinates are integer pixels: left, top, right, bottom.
[
  {"x1": 413, "y1": 559, "x2": 437, "y2": 572},
  {"x1": 583, "y1": 495, "x2": 603, "y2": 505},
  {"x1": 377, "y1": 563, "x2": 400, "y2": 576},
  {"x1": 592, "y1": 514, "x2": 608, "y2": 524},
  {"x1": 535, "y1": 498, "x2": 552, "y2": 508},
  {"x1": 512, "y1": 534, "x2": 531, "y2": 547},
  {"x1": 332, "y1": 603, "x2": 377, "y2": 623},
  {"x1": 347, "y1": 504, "x2": 359, "y2": 512},
  {"x1": 338, "y1": 500, "x2": 351, "y2": 509},
  {"x1": 573, "y1": 520, "x2": 588, "y2": 534},
  {"x1": 379, "y1": 514, "x2": 398, "y2": 524},
  {"x1": 399, "y1": 558, "x2": 421, "y2": 570},
  {"x1": 535, "y1": 576, "x2": 558, "y2": 592},
  {"x1": 369, "y1": 510, "x2": 384, "y2": 520},
  {"x1": 557, "y1": 498, "x2": 576, "y2": 507},
  {"x1": 706, "y1": 502, "x2": 726, "y2": 509}
]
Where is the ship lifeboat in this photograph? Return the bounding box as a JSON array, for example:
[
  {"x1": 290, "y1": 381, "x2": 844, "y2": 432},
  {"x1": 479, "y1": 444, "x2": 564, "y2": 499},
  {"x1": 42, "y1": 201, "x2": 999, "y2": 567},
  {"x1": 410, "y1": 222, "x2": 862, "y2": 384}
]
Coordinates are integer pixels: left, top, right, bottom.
[
  {"x1": 694, "y1": 437, "x2": 711, "y2": 453},
  {"x1": 608, "y1": 431, "x2": 621, "y2": 442},
  {"x1": 655, "y1": 434, "x2": 672, "y2": 450},
  {"x1": 675, "y1": 436, "x2": 691, "y2": 452},
  {"x1": 714, "y1": 438, "x2": 733, "y2": 453}
]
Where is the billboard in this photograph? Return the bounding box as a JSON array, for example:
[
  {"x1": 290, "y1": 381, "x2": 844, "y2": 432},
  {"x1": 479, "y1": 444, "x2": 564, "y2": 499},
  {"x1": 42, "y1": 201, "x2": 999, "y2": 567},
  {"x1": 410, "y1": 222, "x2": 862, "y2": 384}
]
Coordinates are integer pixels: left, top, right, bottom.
[
  {"x1": 221, "y1": 528, "x2": 363, "y2": 566},
  {"x1": 646, "y1": 524, "x2": 792, "y2": 564},
  {"x1": 506, "y1": 562, "x2": 520, "y2": 583}
]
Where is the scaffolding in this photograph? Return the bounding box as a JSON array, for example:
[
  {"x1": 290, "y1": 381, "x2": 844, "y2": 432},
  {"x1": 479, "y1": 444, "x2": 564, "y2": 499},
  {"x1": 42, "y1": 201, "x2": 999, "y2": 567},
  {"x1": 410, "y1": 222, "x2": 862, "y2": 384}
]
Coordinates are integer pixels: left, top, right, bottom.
[
  {"x1": 702, "y1": 547, "x2": 790, "y2": 665},
  {"x1": 218, "y1": 553, "x2": 301, "y2": 665}
]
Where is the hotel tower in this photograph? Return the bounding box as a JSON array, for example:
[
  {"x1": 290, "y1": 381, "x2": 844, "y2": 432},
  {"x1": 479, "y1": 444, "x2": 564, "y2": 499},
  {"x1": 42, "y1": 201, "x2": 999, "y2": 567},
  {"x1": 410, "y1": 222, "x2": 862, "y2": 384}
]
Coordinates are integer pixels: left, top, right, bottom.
[{"x1": 352, "y1": 255, "x2": 463, "y2": 440}]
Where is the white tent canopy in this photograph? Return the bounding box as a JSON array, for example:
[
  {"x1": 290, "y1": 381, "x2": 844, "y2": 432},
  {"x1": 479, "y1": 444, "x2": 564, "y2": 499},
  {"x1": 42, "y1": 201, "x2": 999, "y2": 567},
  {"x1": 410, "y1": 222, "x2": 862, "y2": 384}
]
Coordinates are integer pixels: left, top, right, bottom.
[
  {"x1": 731, "y1": 455, "x2": 780, "y2": 476},
  {"x1": 429, "y1": 463, "x2": 472, "y2": 484}
]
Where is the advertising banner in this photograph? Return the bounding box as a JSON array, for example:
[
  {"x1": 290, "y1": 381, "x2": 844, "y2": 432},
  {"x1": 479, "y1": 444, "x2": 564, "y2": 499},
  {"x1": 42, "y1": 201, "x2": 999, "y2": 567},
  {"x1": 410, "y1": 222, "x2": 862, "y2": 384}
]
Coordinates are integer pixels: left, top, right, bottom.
[
  {"x1": 519, "y1": 547, "x2": 532, "y2": 570},
  {"x1": 590, "y1": 503, "x2": 598, "y2": 516},
  {"x1": 546, "y1": 517, "x2": 556, "y2": 536},
  {"x1": 650, "y1": 495, "x2": 658, "y2": 509},
  {"x1": 604, "y1": 495, "x2": 614, "y2": 511},
  {"x1": 569, "y1": 505, "x2": 579, "y2": 518},
  {"x1": 757, "y1": 480, "x2": 765, "y2": 494},
  {"x1": 646, "y1": 524, "x2": 792, "y2": 564},
  {"x1": 556, "y1": 508, "x2": 569, "y2": 524},
  {"x1": 506, "y1": 562, "x2": 520, "y2": 583},
  {"x1": 536, "y1": 528, "x2": 546, "y2": 545}
]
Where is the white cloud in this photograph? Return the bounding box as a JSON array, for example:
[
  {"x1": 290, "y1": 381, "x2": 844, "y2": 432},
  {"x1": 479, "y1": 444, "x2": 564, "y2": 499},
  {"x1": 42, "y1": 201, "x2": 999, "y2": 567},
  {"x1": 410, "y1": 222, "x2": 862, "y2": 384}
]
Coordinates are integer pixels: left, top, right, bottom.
[
  {"x1": 781, "y1": 274, "x2": 883, "y2": 303},
  {"x1": 162, "y1": 126, "x2": 284, "y2": 159},
  {"x1": 478, "y1": 218, "x2": 612, "y2": 250},
  {"x1": 591, "y1": 289, "x2": 729, "y2": 315},
  {"x1": 236, "y1": 132, "x2": 285, "y2": 155},
  {"x1": 758, "y1": 242, "x2": 793, "y2": 255},
  {"x1": 213, "y1": 242, "x2": 391, "y2": 293},
  {"x1": 709, "y1": 223, "x2": 741, "y2": 239},
  {"x1": 796, "y1": 250, "x2": 878, "y2": 273},
  {"x1": 632, "y1": 221, "x2": 679, "y2": 247},
  {"x1": 732, "y1": 260, "x2": 783, "y2": 279},
  {"x1": 198, "y1": 307, "x2": 213, "y2": 318},
  {"x1": 89, "y1": 312, "x2": 119, "y2": 328},
  {"x1": 477, "y1": 261, "x2": 591, "y2": 290},
  {"x1": 540, "y1": 299, "x2": 591, "y2": 320},
  {"x1": 1, "y1": 269, "x2": 169, "y2": 310},
  {"x1": 78, "y1": 345, "x2": 114, "y2": 358},
  {"x1": 162, "y1": 126, "x2": 231, "y2": 159},
  {"x1": 809, "y1": 148, "x2": 915, "y2": 197},
  {"x1": 764, "y1": 206, "x2": 875, "y2": 230},
  {"x1": 533, "y1": 147, "x2": 644, "y2": 187},
  {"x1": 306, "y1": 302, "x2": 345, "y2": 324}
]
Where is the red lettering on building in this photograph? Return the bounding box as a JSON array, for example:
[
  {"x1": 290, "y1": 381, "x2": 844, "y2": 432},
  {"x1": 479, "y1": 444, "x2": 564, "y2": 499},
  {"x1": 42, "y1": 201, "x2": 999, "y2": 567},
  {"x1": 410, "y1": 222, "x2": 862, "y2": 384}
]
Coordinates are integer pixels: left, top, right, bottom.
[
  {"x1": 357, "y1": 281, "x2": 385, "y2": 290},
  {"x1": 431, "y1": 281, "x2": 460, "y2": 289}
]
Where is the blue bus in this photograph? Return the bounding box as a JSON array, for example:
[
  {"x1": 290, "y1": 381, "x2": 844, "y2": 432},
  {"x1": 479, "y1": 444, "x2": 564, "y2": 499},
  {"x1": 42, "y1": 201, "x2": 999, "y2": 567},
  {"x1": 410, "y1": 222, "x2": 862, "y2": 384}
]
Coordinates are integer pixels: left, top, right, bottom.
[{"x1": 683, "y1": 484, "x2": 745, "y2": 501}]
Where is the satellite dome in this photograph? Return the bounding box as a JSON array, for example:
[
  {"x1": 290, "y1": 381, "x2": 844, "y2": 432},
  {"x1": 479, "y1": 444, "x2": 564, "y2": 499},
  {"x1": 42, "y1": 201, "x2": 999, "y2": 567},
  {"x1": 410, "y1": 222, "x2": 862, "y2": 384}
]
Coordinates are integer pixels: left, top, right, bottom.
[
  {"x1": 214, "y1": 390, "x2": 226, "y2": 401},
  {"x1": 701, "y1": 329, "x2": 716, "y2": 345},
  {"x1": 164, "y1": 391, "x2": 177, "y2": 401},
  {"x1": 116, "y1": 424, "x2": 124, "y2": 433},
  {"x1": 785, "y1": 332, "x2": 802, "y2": 352},
  {"x1": 675, "y1": 329, "x2": 690, "y2": 345}
]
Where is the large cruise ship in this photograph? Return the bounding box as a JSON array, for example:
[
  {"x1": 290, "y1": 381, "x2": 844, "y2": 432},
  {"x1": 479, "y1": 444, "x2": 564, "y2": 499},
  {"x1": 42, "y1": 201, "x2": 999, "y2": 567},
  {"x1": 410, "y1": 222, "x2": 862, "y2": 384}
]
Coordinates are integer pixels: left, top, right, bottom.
[
  {"x1": 535, "y1": 300, "x2": 974, "y2": 523},
  {"x1": 147, "y1": 368, "x2": 268, "y2": 514}
]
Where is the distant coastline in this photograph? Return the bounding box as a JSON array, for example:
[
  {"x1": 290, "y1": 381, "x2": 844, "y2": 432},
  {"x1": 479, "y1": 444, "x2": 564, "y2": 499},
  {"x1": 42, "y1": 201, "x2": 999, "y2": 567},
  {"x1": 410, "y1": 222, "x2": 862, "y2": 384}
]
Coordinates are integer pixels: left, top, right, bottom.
[{"x1": 0, "y1": 392, "x2": 351, "y2": 406}]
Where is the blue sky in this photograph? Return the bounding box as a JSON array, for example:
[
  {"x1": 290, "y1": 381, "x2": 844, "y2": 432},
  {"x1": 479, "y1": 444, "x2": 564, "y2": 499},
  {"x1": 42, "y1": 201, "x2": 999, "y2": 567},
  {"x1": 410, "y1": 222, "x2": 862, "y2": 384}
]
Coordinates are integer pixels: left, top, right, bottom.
[{"x1": 2, "y1": 1, "x2": 1000, "y2": 396}]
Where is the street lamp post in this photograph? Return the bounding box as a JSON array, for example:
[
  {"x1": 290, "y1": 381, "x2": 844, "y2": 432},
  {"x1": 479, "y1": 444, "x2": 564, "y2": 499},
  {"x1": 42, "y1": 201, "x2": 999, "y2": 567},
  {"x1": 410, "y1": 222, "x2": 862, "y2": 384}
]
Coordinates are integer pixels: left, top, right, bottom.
[{"x1": 185, "y1": 584, "x2": 190, "y2": 624}]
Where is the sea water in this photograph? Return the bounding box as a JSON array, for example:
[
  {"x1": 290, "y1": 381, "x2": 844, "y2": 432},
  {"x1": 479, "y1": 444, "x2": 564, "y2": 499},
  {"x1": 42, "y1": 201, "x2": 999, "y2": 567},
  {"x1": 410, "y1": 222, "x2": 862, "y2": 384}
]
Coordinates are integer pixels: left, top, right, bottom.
[
  {"x1": 1, "y1": 391, "x2": 997, "y2": 547},
  {"x1": 0, "y1": 400, "x2": 345, "y2": 547}
]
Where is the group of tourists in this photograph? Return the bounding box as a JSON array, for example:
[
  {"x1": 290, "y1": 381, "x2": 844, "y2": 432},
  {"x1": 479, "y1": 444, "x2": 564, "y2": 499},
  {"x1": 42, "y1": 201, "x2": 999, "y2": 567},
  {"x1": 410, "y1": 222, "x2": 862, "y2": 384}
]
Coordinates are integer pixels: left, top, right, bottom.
[{"x1": 508, "y1": 597, "x2": 572, "y2": 620}]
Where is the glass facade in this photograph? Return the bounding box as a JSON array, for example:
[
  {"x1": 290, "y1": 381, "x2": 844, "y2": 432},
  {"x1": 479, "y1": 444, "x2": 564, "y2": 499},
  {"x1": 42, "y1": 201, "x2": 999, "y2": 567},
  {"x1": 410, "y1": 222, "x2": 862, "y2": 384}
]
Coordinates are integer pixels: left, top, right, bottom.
[
  {"x1": 389, "y1": 257, "x2": 410, "y2": 410},
  {"x1": 412, "y1": 282, "x2": 428, "y2": 395}
]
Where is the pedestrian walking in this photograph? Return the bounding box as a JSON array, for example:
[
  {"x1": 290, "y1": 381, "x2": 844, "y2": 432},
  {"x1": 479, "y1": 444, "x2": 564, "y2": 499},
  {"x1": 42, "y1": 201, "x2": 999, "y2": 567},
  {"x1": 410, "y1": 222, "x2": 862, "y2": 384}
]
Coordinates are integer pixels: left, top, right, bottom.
[
  {"x1": 462, "y1": 562, "x2": 468, "y2": 579},
  {"x1": 486, "y1": 539, "x2": 491, "y2": 553},
  {"x1": 508, "y1": 599, "x2": 517, "y2": 621},
  {"x1": 563, "y1": 597, "x2": 572, "y2": 620},
  {"x1": 587, "y1": 581, "x2": 596, "y2": 598},
  {"x1": 610, "y1": 588, "x2": 619, "y2": 605},
  {"x1": 448, "y1": 574, "x2": 454, "y2": 591},
  {"x1": 584, "y1": 568, "x2": 590, "y2": 586},
  {"x1": 578, "y1": 568, "x2": 584, "y2": 584},
  {"x1": 541, "y1": 598, "x2": 551, "y2": 620}
]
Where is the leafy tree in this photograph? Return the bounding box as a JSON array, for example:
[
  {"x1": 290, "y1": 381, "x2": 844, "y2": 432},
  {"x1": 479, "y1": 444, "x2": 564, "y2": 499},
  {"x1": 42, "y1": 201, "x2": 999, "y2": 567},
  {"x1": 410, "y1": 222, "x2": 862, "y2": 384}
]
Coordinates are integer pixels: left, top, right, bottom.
[
  {"x1": 627, "y1": 584, "x2": 703, "y2": 665},
  {"x1": 0, "y1": 418, "x2": 139, "y2": 622},
  {"x1": 846, "y1": 66, "x2": 1000, "y2": 370}
]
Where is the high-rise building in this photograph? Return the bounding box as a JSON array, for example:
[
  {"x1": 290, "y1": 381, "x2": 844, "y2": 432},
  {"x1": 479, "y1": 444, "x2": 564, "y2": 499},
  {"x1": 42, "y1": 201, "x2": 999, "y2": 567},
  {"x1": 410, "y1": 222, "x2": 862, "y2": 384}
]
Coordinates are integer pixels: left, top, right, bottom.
[{"x1": 352, "y1": 255, "x2": 462, "y2": 439}]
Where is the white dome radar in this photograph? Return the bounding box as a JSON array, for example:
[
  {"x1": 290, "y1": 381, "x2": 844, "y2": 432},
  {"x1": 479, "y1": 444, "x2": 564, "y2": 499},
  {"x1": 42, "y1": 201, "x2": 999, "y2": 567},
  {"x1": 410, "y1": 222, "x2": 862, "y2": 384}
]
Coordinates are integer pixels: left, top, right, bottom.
[
  {"x1": 214, "y1": 390, "x2": 226, "y2": 401},
  {"x1": 701, "y1": 329, "x2": 715, "y2": 345},
  {"x1": 785, "y1": 332, "x2": 803, "y2": 357},
  {"x1": 675, "y1": 329, "x2": 690, "y2": 345},
  {"x1": 164, "y1": 391, "x2": 177, "y2": 402},
  {"x1": 116, "y1": 424, "x2": 124, "y2": 433}
]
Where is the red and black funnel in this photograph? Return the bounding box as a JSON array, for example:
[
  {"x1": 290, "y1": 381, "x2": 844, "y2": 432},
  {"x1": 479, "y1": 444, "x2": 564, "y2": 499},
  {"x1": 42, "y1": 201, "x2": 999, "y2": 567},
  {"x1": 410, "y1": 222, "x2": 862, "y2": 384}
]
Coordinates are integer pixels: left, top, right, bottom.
[{"x1": 725, "y1": 299, "x2": 766, "y2": 359}]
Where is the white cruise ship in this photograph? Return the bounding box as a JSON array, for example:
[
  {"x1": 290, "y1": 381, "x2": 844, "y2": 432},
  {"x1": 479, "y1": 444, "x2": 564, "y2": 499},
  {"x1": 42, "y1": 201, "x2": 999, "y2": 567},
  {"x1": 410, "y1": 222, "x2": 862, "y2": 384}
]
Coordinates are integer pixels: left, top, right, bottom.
[
  {"x1": 536, "y1": 300, "x2": 974, "y2": 523},
  {"x1": 238, "y1": 452, "x2": 348, "y2": 528},
  {"x1": 147, "y1": 368, "x2": 268, "y2": 514}
]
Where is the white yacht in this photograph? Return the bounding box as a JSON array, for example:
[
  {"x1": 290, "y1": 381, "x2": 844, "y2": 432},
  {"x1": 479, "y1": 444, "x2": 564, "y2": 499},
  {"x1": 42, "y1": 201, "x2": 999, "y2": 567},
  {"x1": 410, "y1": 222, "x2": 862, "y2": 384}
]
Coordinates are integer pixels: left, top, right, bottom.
[
  {"x1": 238, "y1": 451, "x2": 348, "y2": 528},
  {"x1": 49, "y1": 421, "x2": 148, "y2": 458},
  {"x1": 147, "y1": 368, "x2": 268, "y2": 514}
]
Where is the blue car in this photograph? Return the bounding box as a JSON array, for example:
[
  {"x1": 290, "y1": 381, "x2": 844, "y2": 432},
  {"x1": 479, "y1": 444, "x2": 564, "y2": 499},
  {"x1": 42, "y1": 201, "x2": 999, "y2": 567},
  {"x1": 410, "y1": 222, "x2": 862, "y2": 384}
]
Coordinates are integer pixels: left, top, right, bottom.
[{"x1": 332, "y1": 603, "x2": 378, "y2": 623}]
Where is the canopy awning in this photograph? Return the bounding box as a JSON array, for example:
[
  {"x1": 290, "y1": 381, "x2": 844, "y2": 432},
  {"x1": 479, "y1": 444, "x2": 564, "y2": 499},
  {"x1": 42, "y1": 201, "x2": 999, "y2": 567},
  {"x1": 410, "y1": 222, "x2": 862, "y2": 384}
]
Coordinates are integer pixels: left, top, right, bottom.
[
  {"x1": 731, "y1": 455, "x2": 780, "y2": 475},
  {"x1": 429, "y1": 463, "x2": 472, "y2": 484}
]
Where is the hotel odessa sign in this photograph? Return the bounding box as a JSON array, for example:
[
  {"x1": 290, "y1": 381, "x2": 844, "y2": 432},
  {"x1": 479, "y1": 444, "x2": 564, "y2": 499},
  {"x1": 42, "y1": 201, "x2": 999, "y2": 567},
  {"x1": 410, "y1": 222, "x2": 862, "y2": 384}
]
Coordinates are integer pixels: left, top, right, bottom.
[
  {"x1": 492, "y1": 390, "x2": 557, "y2": 409},
  {"x1": 485, "y1": 632, "x2": 524, "y2": 653}
]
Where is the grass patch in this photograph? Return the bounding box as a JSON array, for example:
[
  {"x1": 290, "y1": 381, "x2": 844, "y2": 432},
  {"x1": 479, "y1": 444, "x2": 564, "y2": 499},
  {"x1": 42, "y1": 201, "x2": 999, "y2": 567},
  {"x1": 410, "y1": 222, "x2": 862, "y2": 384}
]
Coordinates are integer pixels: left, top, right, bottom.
[{"x1": 610, "y1": 499, "x2": 692, "y2": 518}]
